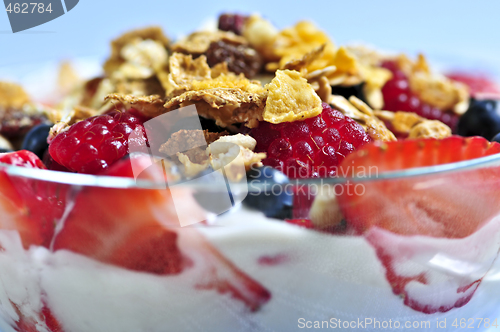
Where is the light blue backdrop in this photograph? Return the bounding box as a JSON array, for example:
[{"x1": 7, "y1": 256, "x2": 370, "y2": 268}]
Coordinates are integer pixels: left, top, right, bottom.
[{"x1": 1, "y1": 0, "x2": 500, "y2": 74}]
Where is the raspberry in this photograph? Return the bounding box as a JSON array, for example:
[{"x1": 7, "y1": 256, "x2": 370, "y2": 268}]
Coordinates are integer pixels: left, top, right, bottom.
[
  {"x1": 250, "y1": 103, "x2": 372, "y2": 178},
  {"x1": 48, "y1": 110, "x2": 149, "y2": 174},
  {"x1": 381, "y1": 61, "x2": 459, "y2": 132}
]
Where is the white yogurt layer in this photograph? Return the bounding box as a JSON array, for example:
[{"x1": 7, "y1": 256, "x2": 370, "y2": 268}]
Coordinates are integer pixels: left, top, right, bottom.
[{"x1": 1, "y1": 208, "x2": 500, "y2": 332}]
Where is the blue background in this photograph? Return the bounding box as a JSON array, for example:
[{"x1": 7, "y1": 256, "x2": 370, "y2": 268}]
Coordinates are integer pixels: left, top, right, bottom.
[{"x1": 1, "y1": 0, "x2": 500, "y2": 75}]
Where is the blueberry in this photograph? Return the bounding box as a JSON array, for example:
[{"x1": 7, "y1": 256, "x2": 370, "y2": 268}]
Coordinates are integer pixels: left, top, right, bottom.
[
  {"x1": 457, "y1": 99, "x2": 500, "y2": 140},
  {"x1": 243, "y1": 166, "x2": 293, "y2": 219},
  {"x1": 21, "y1": 123, "x2": 52, "y2": 159},
  {"x1": 331, "y1": 83, "x2": 366, "y2": 102}
]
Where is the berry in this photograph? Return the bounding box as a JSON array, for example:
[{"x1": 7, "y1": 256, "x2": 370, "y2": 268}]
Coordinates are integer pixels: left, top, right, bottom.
[
  {"x1": 457, "y1": 99, "x2": 500, "y2": 140},
  {"x1": 337, "y1": 136, "x2": 500, "y2": 313},
  {"x1": 381, "y1": 61, "x2": 459, "y2": 131},
  {"x1": 250, "y1": 103, "x2": 372, "y2": 178},
  {"x1": 206, "y1": 40, "x2": 263, "y2": 78},
  {"x1": 48, "y1": 109, "x2": 149, "y2": 174},
  {"x1": 0, "y1": 151, "x2": 66, "y2": 248},
  {"x1": 0, "y1": 111, "x2": 46, "y2": 139},
  {"x1": 284, "y1": 218, "x2": 314, "y2": 229},
  {"x1": 243, "y1": 166, "x2": 293, "y2": 219},
  {"x1": 52, "y1": 155, "x2": 270, "y2": 310},
  {"x1": 218, "y1": 13, "x2": 247, "y2": 35},
  {"x1": 447, "y1": 72, "x2": 500, "y2": 99},
  {"x1": 0, "y1": 150, "x2": 46, "y2": 168},
  {"x1": 21, "y1": 123, "x2": 53, "y2": 160}
]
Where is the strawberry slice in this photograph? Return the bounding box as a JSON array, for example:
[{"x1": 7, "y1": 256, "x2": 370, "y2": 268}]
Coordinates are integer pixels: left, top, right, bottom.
[
  {"x1": 337, "y1": 136, "x2": 500, "y2": 313},
  {"x1": 52, "y1": 155, "x2": 270, "y2": 310},
  {"x1": 447, "y1": 72, "x2": 500, "y2": 99},
  {"x1": 0, "y1": 151, "x2": 65, "y2": 248}
]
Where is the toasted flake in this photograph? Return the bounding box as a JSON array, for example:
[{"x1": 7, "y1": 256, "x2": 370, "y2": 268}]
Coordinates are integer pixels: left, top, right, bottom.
[
  {"x1": 0, "y1": 82, "x2": 30, "y2": 110},
  {"x1": 273, "y1": 21, "x2": 332, "y2": 66},
  {"x1": 58, "y1": 61, "x2": 81, "y2": 95},
  {"x1": 282, "y1": 44, "x2": 326, "y2": 73},
  {"x1": 208, "y1": 134, "x2": 266, "y2": 179},
  {"x1": 242, "y1": 15, "x2": 279, "y2": 61},
  {"x1": 105, "y1": 94, "x2": 166, "y2": 117},
  {"x1": 162, "y1": 53, "x2": 264, "y2": 97},
  {"x1": 210, "y1": 62, "x2": 229, "y2": 78},
  {"x1": 164, "y1": 88, "x2": 267, "y2": 128},
  {"x1": 330, "y1": 95, "x2": 396, "y2": 142},
  {"x1": 104, "y1": 26, "x2": 170, "y2": 75},
  {"x1": 163, "y1": 53, "x2": 211, "y2": 95},
  {"x1": 263, "y1": 70, "x2": 322, "y2": 123},
  {"x1": 171, "y1": 30, "x2": 247, "y2": 55},
  {"x1": 408, "y1": 120, "x2": 452, "y2": 139},
  {"x1": 396, "y1": 53, "x2": 469, "y2": 114},
  {"x1": 112, "y1": 39, "x2": 169, "y2": 80},
  {"x1": 316, "y1": 76, "x2": 332, "y2": 103},
  {"x1": 177, "y1": 152, "x2": 210, "y2": 178}
]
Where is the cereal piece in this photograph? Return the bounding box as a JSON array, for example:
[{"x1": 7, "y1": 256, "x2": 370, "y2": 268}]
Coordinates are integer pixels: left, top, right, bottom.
[
  {"x1": 113, "y1": 39, "x2": 169, "y2": 80},
  {"x1": 163, "y1": 53, "x2": 212, "y2": 95},
  {"x1": 282, "y1": 44, "x2": 326, "y2": 73},
  {"x1": 408, "y1": 120, "x2": 452, "y2": 139},
  {"x1": 58, "y1": 61, "x2": 81, "y2": 95},
  {"x1": 242, "y1": 14, "x2": 279, "y2": 61},
  {"x1": 316, "y1": 76, "x2": 332, "y2": 103},
  {"x1": 396, "y1": 53, "x2": 469, "y2": 115},
  {"x1": 208, "y1": 134, "x2": 266, "y2": 180},
  {"x1": 393, "y1": 111, "x2": 423, "y2": 133},
  {"x1": 171, "y1": 30, "x2": 247, "y2": 55},
  {"x1": 263, "y1": 70, "x2": 322, "y2": 123},
  {"x1": 163, "y1": 88, "x2": 267, "y2": 128},
  {"x1": 0, "y1": 82, "x2": 30, "y2": 110},
  {"x1": 176, "y1": 152, "x2": 210, "y2": 178},
  {"x1": 210, "y1": 62, "x2": 229, "y2": 78},
  {"x1": 330, "y1": 95, "x2": 396, "y2": 142},
  {"x1": 104, "y1": 26, "x2": 170, "y2": 75},
  {"x1": 273, "y1": 21, "x2": 332, "y2": 67},
  {"x1": 105, "y1": 94, "x2": 166, "y2": 118}
]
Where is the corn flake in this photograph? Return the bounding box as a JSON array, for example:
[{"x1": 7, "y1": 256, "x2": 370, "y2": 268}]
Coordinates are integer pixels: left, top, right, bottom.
[
  {"x1": 171, "y1": 30, "x2": 247, "y2": 55},
  {"x1": 263, "y1": 70, "x2": 322, "y2": 123}
]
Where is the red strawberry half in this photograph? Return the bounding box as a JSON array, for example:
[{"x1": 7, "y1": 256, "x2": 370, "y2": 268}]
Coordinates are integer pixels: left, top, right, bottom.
[
  {"x1": 52, "y1": 155, "x2": 270, "y2": 311},
  {"x1": 0, "y1": 151, "x2": 66, "y2": 248},
  {"x1": 337, "y1": 136, "x2": 500, "y2": 313}
]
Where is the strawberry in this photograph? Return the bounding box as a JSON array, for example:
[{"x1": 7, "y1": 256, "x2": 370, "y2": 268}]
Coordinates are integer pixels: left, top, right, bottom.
[
  {"x1": 0, "y1": 151, "x2": 65, "y2": 248},
  {"x1": 447, "y1": 72, "x2": 500, "y2": 99},
  {"x1": 337, "y1": 136, "x2": 500, "y2": 313},
  {"x1": 52, "y1": 155, "x2": 270, "y2": 310}
]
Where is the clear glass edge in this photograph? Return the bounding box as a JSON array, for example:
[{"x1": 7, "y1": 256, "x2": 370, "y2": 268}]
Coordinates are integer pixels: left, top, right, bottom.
[{"x1": 2, "y1": 151, "x2": 500, "y2": 191}]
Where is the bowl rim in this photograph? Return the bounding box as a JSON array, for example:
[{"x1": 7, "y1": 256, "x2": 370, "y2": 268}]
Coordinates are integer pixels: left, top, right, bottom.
[{"x1": 2, "y1": 151, "x2": 500, "y2": 190}]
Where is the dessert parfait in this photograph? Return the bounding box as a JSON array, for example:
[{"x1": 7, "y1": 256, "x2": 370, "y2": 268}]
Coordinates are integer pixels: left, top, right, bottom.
[{"x1": 2, "y1": 13, "x2": 500, "y2": 332}]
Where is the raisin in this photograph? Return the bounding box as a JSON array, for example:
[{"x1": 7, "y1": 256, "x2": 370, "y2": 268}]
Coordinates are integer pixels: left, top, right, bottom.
[
  {"x1": 205, "y1": 40, "x2": 263, "y2": 78},
  {"x1": 218, "y1": 14, "x2": 247, "y2": 35}
]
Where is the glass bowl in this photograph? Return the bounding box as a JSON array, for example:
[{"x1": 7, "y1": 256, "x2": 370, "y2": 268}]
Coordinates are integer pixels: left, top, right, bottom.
[{"x1": 1, "y1": 149, "x2": 500, "y2": 332}]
